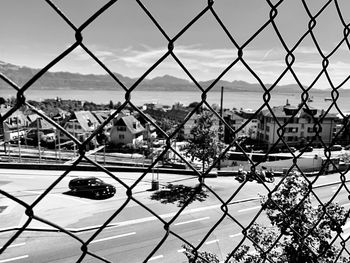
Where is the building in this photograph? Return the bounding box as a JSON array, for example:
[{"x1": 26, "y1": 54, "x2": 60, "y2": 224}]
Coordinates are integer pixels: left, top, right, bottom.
[
  {"x1": 110, "y1": 115, "x2": 145, "y2": 146},
  {"x1": 223, "y1": 110, "x2": 246, "y2": 143},
  {"x1": 92, "y1": 110, "x2": 114, "y2": 133},
  {"x1": 61, "y1": 111, "x2": 100, "y2": 144},
  {"x1": 257, "y1": 103, "x2": 338, "y2": 149},
  {"x1": 135, "y1": 112, "x2": 157, "y2": 142},
  {"x1": 0, "y1": 108, "x2": 28, "y2": 142},
  {"x1": 236, "y1": 109, "x2": 259, "y2": 139}
]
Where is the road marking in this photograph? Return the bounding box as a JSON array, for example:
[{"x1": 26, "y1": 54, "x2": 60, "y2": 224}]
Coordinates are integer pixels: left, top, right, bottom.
[
  {"x1": 20, "y1": 201, "x2": 256, "y2": 233},
  {"x1": 22, "y1": 190, "x2": 43, "y2": 195},
  {"x1": 0, "y1": 255, "x2": 29, "y2": 263},
  {"x1": 174, "y1": 217, "x2": 210, "y2": 226},
  {"x1": 52, "y1": 194, "x2": 90, "y2": 204},
  {"x1": 8, "y1": 243, "x2": 25, "y2": 248},
  {"x1": 148, "y1": 255, "x2": 164, "y2": 261},
  {"x1": 205, "y1": 239, "x2": 219, "y2": 245},
  {"x1": 238, "y1": 206, "x2": 260, "y2": 213},
  {"x1": 229, "y1": 233, "x2": 243, "y2": 238},
  {"x1": 90, "y1": 232, "x2": 136, "y2": 244}
]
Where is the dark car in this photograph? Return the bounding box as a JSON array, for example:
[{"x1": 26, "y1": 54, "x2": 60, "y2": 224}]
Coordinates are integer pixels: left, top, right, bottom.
[
  {"x1": 302, "y1": 146, "x2": 313, "y2": 152},
  {"x1": 330, "y1": 145, "x2": 342, "y2": 151},
  {"x1": 68, "y1": 177, "x2": 116, "y2": 198}
]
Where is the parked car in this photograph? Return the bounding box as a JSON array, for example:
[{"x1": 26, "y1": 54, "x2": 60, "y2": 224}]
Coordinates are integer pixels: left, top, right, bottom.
[
  {"x1": 302, "y1": 146, "x2": 313, "y2": 152},
  {"x1": 68, "y1": 177, "x2": 116, "y2": 198},
  {"x1": 330, "y1": 145, "x2": 342, "y2": 151}
]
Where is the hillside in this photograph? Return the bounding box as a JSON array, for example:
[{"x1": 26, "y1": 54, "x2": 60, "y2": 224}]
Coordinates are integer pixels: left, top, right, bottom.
[{"x1": 0, "y1": 60, "x2": 320, "y2": 93}]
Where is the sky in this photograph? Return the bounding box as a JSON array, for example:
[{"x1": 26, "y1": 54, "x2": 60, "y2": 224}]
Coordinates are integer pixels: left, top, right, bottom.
[{"x1": 0, "y1": 0, "x2": 350, "y2": 88}]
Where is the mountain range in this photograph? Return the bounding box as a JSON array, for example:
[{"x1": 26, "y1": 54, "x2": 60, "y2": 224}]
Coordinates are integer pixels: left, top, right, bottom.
[{"x1": 0, "y1": 60, "x2": 328, "y2": 93}]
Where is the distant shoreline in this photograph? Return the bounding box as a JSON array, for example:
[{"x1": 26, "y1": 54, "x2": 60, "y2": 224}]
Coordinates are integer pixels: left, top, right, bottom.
[{"x1": 0, "y1": 86, "x2": 335, "y2": 94}]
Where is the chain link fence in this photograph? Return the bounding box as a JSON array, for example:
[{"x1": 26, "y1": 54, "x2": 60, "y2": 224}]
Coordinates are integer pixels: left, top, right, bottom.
[{"x1": 1, "y1": 0, "x2": 350, "y2": 262}]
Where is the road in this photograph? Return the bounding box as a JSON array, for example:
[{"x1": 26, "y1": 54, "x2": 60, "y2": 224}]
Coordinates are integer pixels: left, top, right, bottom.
[{"x1": 0, "y1": 169, "x2": 350, "y2": 262}]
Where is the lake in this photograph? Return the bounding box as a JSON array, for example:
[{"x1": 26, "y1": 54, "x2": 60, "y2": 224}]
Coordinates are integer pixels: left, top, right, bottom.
[{"x1": 4, "y1": 88, "x2": 350, "y2": 114}]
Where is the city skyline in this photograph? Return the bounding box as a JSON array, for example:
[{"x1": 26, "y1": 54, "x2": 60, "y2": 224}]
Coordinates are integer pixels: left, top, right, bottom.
[{"x1": 1, "y1": 0, "x2": 350, "y2": 88}]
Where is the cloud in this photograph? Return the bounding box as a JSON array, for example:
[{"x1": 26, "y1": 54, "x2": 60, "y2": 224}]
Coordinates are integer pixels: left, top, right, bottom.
[
  {"x1": 62, "y1": 44, "x2": 348, "y2": 84},
  {"x1": 70, "y1": 45, "x2": 115, "y2": 62}
]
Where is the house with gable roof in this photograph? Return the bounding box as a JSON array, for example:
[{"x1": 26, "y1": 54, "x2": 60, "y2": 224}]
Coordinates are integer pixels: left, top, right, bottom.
[
  {"x1": 61, "y1": 111, "x2": 100, "y2": 144},
  {"x1": 0, "y1": 107, "x2": 28, "y2": 142},
  {"x1": 110, "y1": 115, "x2": 145, "y2": 146}
]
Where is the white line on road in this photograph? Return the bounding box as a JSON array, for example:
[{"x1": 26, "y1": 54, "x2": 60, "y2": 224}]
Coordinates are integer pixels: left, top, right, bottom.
[
  {"x1": 90, "y1": 232, "x2": 136, "y2": 244},
  {"x1": 63, "y1": 202, "x2": 255, "y2": 233},
  {"x1": 229, "y1": 233, "x2": 243, "y2": 238},
  {"x1": 22, "y1": 190, "x2": 43, "y2": 195},
  {"x1": 0, "y1": 255, "x2": 29, "y2": 263},
  {"x1": 52, "y1": 193, "x2": 90, "y2": 204},
  {"x1": 148, "y1": 255, "x2": 164, "y2": 261},
  {"x1": 238, "y1": 206, "x2": 261, "y2": 213},
  {"x1": 205, "y1": 239, "x2": 219, "y2": 245},
  {"x1": 8, "y1": 243, "x2": 25, "y2": 248},
  {"x1": 174, "y1": 217, "x2": 210, "y2": 226}
]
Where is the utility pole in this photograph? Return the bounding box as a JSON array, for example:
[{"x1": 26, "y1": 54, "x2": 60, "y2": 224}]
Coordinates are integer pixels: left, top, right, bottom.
[{"x1": 218, "y1": 86, "x2": 224, "y2": 171}]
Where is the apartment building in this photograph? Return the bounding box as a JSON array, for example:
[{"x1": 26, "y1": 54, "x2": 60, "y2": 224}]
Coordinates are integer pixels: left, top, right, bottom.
[{"x1": 257, "y1": 103, "x2": 338, "y2": 149}]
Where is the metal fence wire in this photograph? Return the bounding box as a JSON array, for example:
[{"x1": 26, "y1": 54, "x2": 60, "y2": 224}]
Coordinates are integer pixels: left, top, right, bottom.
[{"x1": 1, "y1": 0, "x2": 350, "y2": 262}]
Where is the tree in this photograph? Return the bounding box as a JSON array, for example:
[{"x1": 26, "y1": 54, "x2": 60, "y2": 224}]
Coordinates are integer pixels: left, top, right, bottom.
[
  {"x1": 188, "y1": 101, "x2": 200, "y2": 108},
  {"x1": 157, "y1": 118, "x2": 176, "y2": 138},
  {"x1": 184, "y1": 172, "x2": 350, "y2": 262},
  {"x1": 184, "y1": 111, "x2": 223, "y2": 176},
  {"x1": 339, "y1": 116, "x2": 350, "y2": 145},
  {"x1": 108, "y1": 100, "x2": 114, "y2": 109}
]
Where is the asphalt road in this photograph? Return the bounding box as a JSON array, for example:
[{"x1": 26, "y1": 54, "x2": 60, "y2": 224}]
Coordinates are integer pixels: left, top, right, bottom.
[{"x1": 0, "y1": 169, "x2": 349, "y2": 263}]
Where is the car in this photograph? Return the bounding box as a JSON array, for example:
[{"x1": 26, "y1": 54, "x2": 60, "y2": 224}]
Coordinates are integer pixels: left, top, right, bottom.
[
  {"x1": 68, "y1": 177, "x2": 116, "y2": 198},
  {"x1": 302, "y1": 146, "x2": 313, "y2": 152},
  {"x1": 330, "y1": 145, "x2": 342, "y2": 151}
]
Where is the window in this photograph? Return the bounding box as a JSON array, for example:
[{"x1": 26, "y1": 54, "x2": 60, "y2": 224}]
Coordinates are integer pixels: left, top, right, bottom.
[
  {"x1": 287, "y1": 136, "x2": 294, "y2": 142},
  {"x1": 307, "y1": 127, "x2": 314, "y2": 133},
  {"x1": 266, "y1": 126, "x2": 270, "y2": 132},
  {"x1": 117, "y1": 126, "x2": 126, "y2": 131},
  {"x1": 119, "y1": 134, "x2": 125, "y2": 139}
]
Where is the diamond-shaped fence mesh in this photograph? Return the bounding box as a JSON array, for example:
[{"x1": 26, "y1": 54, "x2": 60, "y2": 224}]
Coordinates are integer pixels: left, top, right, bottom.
[{"x1": 0, "y1": 0, "x2": 350, "y2": 262}]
